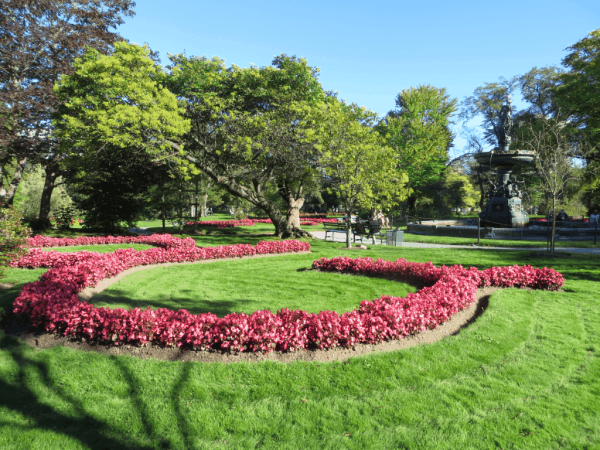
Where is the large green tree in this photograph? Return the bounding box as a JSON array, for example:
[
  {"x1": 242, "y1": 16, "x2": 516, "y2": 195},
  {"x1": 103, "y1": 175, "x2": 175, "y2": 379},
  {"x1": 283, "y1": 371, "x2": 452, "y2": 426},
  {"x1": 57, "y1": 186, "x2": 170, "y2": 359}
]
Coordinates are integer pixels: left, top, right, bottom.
[
  {"x1": 67, "y1": 145, "x2": 171, "y2": 232},
  {"x1": 0, "y1": 0, "x2": 135, "y2": 222},
  {"x1": 518, "y1": 66, "x2": 563, "y2": 118},
  {"x1": 459, "y1": 77, "x2": 518, "y2": 149},
  {"x1": 166, "y1": 53, "x2": 326, "y2": 237},
  {"x1": 54, "y1": 46, "x2": 328, "y2": 237},
  {"x1": 554, "y1": 29, "x2": 600, "y2": 153},
  {"x1": 379, "y1": 85, "x2": 457, "y2": 216},
  {"x1": 318, "y1": 98, "x2": 409, "y2": 247},
  {"x1": 54, "y1": 42, "x2": 189, "y2": 155}
]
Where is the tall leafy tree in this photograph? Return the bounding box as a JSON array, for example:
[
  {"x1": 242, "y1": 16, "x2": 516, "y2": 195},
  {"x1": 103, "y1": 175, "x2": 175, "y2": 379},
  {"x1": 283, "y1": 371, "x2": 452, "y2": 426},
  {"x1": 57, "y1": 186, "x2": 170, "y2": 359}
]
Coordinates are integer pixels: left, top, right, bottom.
[
  {"x1": 459, "y1": 77, "x2": 518, "y2": 148},
  {"x1": 554, "y1": 29, "x2": 600, "y2": 154},
  {"x1": 166, "y1": 53, "x2": 326, "y2": 237},
  {"x1": 380, "y1": 85, "x2": 457, "y2": 216},
  {"x1": 318, "y1": 98, "x2": 409, "y2": 247},
  {"x1": 67, "y1": 145, "x2": 169, "y2": 232},
  {"x1": 443, "y1": 169, "x2": 480, "y2": 217},
  {"x1": 53, "y1": 41, "x2": 190, "y2": 230},
  {"x1": 0, "y1": 0, "x2": 135, "y2": 220},
  {"x1": 54, "y1": 47, "x2": 325, "y2": 237},
  {"x1": 54, "y1": 42, "x2": 188, "y2": 155},
  {"x1": 518, "y1": 66, "x2": 563, "y2": 118}
]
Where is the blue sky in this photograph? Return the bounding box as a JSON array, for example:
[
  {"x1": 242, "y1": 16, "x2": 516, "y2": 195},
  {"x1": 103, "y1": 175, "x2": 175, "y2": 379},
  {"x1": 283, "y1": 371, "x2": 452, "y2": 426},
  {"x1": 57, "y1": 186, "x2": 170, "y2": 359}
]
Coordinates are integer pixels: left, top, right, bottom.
[{"x1": 117, "y1": 0, "x2": 599, "y2": 156}]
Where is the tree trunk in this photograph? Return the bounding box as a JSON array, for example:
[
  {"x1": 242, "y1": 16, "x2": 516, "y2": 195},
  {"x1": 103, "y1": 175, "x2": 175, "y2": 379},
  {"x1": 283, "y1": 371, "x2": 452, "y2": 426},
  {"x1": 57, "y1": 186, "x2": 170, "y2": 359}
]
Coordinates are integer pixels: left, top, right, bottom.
[
  {"x1": 38, "y1": 162, "x2": 61, "y2": 228},
  {"x1": 283, "y1": 196, "x2": 312, "y2": 238},
  {"x1": 287, "y1": 197, "x2": 303, "y2": 229},
  {"x1": 257, "y1": 199, "x2": 289, "y2": 238},
  {"x1": 0, "y1": 157, "x2": 27, "y2": 206},
  {"x1": 346, "y1": 213, "x2": 351, "y2": 248},
  {"x1": 277, "y1": 180, "x2": 313, "y2": 239},
  {"x1": 550, "y1": 196, "x2": 556, "y2": 254},
  {"x1": 197, "y1": 179, "x2": 212, "y2": 218},
  {"x1": 199, "y1": 192, "x2": 209, "y2": 217},
  {"x1": 161, "y1": 192, "x2": 166, "y2": 233},
  {"x1": 406, "y1": 195, "x2": 417, "y2": 217}
]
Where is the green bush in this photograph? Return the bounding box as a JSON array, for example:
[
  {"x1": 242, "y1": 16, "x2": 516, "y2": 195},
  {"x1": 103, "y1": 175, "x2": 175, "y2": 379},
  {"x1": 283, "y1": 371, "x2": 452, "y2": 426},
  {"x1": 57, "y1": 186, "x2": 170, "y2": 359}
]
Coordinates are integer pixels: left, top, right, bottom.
[
  {"x1": 15, "y1": 164, "x2": 73, "y2": 220},
  {"x1": 53, "y1": 206, "x2": 77, "y2": 229},
  {"x1": 0, "y1": 205, "x2": 30, "y2": 279}
]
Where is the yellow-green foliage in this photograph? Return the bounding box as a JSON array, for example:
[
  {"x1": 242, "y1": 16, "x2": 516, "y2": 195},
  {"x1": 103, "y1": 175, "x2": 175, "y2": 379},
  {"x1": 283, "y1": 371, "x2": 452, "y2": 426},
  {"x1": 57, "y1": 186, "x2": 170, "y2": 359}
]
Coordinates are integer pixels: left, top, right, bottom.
[
  {"x1": 444, "y1": 170, "x2": 480, "y2": 212},
  {"x1": 317, "y1": 98, "x2": 410, "y2": 212},
  {"x1": 382, "y1": 85, "x2": 457, "y2": 190},
  {"x1": 53, "y1": 41, "x2": 190, "y2": 154}
]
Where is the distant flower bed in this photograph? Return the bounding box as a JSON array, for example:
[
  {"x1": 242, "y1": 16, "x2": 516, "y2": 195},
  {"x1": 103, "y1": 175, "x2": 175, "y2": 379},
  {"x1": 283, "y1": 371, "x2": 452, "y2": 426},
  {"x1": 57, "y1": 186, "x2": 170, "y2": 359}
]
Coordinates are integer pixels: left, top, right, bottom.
[
  {"x1": 185, "y1": 218, "x2": 338, "y2": 228},
  {"x1": 12, "y1": 243, "x2": 563, "y2": 353},
  {"x1": 185, "y1": 219, "x2": 256, "y2": 228},
  {"x1": 25, "y1": 234, "x2": 195, "y2": 250}
]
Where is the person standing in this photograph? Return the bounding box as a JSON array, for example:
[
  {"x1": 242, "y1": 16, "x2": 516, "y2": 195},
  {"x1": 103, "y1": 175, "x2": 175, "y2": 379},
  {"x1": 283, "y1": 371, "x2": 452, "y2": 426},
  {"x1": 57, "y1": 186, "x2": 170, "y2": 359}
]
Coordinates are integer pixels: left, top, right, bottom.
[
  {"x1": 556, "y1": 209, "x2": 568, "y2": 222},
  {"x1": 590, "y1": 209, "x2": 600, "y2": 224}
]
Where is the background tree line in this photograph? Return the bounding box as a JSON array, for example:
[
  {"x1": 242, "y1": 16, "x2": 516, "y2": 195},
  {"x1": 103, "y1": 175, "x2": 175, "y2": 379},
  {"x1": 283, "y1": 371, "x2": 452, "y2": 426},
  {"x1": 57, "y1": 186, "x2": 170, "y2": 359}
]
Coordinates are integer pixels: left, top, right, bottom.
[{"x1": 2, "y1": 1, "x2": 598, "y2": 233}]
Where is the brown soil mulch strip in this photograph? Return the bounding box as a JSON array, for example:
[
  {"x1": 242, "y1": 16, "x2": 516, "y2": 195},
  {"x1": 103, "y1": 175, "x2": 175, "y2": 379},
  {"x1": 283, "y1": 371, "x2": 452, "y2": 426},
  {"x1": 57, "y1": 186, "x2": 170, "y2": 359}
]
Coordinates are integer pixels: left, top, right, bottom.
[{"x1": 1, "y1": 251, "x2": 499, "y2": 363}]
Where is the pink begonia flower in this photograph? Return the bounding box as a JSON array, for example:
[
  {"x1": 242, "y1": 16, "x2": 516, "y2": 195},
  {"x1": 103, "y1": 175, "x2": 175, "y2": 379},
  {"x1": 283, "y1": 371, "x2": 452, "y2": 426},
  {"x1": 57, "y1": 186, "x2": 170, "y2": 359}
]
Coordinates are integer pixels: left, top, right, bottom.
[{"x1": 11, "y1": 236, "x2": 563, "y2": 353}]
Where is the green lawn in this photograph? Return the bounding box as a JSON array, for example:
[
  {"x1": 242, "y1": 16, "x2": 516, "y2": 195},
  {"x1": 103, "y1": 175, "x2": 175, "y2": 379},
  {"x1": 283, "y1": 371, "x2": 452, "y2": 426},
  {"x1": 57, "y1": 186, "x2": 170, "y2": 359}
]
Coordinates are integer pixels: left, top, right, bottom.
[
  {"x1": 91, "y1": 254, "x2": 416, "y2": 316},
  {"x1": 0, "y1": 233, "x2": 599, "y2": 449}
]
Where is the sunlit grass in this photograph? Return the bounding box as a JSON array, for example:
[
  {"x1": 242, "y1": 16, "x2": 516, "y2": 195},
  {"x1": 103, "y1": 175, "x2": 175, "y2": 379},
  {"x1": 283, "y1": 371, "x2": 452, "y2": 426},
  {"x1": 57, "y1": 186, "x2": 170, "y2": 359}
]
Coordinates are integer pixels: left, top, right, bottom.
[
  {"x1": 91, "y1": 254, "x2": 416, "y2": 316},
  {"x1": 0, "y1": 235, "x2": 599, "y2": 448}
]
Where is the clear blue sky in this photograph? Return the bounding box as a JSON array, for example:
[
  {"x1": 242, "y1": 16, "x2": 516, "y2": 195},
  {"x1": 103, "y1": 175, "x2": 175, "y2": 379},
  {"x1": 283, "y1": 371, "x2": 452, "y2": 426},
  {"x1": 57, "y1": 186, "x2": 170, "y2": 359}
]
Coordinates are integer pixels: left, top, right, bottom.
[{"x1": 117, "y1": 0, "x2": 599, "y2": 156}]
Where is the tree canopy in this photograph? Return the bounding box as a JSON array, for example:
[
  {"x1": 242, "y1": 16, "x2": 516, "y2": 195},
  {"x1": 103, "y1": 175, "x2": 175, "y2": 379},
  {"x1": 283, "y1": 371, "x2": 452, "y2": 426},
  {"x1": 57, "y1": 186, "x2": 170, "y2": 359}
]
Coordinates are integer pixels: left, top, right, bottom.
[
  {"x1": 459, "y1": 77, "x2": 518, "y2": 149},
  {"x1": 165, "y1": 53, "x2": 327, "y2": 237},
  {"x1": 0, "y1": 0, "x2": 135, "y2": 206},
  {"x1": 53, "y1": 41, "x2": 189, "y2": 154},
  {"x1": 554, "y1": 29, "x2": 600, "y2": 157},
  {"x1": 318, "y1": 98, "x2": 409, "y2": 247},
  {"x1": 378, "y1": 85, "x2": 457, "y2": 216}
]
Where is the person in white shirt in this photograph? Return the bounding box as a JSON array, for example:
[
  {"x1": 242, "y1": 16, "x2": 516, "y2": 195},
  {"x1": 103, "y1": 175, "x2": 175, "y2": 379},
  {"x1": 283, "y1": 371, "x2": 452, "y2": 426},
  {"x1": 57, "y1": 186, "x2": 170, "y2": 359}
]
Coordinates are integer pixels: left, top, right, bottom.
[{"x1": 589, "y1": 209, "x2": 600, "y2": 224}]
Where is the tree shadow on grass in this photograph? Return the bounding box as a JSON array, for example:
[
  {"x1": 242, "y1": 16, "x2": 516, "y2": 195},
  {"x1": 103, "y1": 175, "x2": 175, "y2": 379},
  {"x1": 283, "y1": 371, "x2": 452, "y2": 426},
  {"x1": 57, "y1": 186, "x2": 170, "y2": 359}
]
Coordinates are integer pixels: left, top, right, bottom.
[
  {"x1": 91, "y1": 291, "x2": 263, "y2": 317},
  {"x1": 0, "y1": 333, "x2": 200, "y2": 449},
  {"x1": 0, "y1": 334, "x2": 156, "y2": 449}
]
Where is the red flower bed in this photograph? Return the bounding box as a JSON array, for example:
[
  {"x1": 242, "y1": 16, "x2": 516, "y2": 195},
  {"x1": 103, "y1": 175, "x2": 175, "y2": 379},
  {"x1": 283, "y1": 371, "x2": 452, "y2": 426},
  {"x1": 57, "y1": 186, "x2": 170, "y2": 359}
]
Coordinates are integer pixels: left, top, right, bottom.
[
  {"x1": 186, "y1": 218, "x2": 338, "y2": 228},
  {"x1": 11, "y1": 239, "x2": 564, "y2": 353},
  {"x1": 185, "y1": 220, "x2": 256, "y2": 228},
  {"x1": 26, "y1": 234, "x2": 196, "y2": 250}
]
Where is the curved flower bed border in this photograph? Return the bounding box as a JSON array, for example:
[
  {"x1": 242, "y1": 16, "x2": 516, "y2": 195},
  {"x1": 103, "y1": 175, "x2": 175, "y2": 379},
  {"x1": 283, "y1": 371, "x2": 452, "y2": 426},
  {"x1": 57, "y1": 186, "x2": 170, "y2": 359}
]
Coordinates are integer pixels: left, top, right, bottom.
[{"x1": 12, "y1": 238, "x2": 564, "y2": 353}]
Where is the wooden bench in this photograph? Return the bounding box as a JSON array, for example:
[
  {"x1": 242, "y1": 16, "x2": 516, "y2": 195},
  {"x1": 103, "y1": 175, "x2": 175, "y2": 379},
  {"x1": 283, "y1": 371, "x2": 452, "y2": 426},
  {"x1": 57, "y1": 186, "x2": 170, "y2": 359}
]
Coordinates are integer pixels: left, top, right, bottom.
[{"x1": 323, "y1": 222, "x2": 361, "y2": 242}]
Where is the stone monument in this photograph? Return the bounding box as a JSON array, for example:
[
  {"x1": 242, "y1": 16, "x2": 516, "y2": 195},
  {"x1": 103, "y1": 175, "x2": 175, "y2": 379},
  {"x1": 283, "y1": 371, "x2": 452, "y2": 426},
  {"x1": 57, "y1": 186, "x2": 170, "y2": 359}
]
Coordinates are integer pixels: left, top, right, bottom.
[{"x1": 476, "y1": 96, "x2": 535, "y2": 227}]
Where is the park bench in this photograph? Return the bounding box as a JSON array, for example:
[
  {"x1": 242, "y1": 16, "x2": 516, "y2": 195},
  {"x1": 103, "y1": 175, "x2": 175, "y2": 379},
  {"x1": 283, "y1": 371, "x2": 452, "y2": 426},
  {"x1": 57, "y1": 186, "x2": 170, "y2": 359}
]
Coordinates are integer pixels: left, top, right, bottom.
[
  {"x1": 323, "y1": 222, "x2": 359, "y2": 242},
  {"x1": 365, "y1": 221, "x2": 387, "y2": 244}
]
